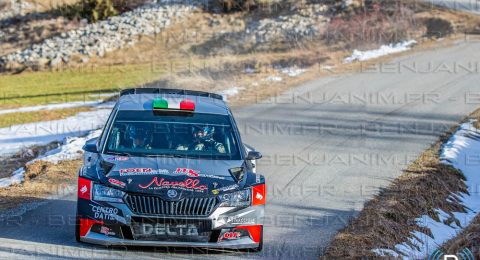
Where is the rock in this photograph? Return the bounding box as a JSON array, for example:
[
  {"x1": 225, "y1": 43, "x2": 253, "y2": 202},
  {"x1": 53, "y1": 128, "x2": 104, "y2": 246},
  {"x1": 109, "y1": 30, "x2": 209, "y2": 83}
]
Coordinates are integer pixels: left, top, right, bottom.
[
  {"x1": 0, "y1": 2, "x2": 198, "y2": 69},
  {"x1": 35, "y1": 58, "x2": 50, "y2": 67},
  {"x1": 49, "y1": 57, "x2": 62, "y2": 67}
]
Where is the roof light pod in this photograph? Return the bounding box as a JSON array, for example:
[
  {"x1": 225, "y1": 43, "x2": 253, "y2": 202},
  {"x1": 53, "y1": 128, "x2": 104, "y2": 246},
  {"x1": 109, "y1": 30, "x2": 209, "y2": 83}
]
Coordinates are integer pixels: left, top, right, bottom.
[
  {"x1": 152, "y1": 98, "x2": 195, "y2": 111},
  {"x1": 180, "y1": 99, "x2": 195, "y2": 111}
]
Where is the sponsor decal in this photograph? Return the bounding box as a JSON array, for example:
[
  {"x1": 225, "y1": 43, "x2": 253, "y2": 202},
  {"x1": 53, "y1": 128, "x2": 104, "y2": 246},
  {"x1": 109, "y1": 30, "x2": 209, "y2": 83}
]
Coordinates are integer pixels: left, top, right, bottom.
[
  {"x1": 100, "y1": 226, "x2": 116, "y2": 236},
  {"x1": 212, "y1": 184, "x2": 239, "y2": 195},
  {"x1": 200, "y1": 174, "x2": 226, "y2": 180},
  {"x1": 127, "y1": 178, "x2": 133, "y2": 184},
  {"x1": 213, "y1": 182, "x2": 219, "y2": 188},
  {"x1": 138, "y1": 177, "x2": 208, "y2": 192},
  {"x1": 140, "y1": 223, "x2": 199, "y2": 236},
  {"x1": 174, "y1": 168, "x2": 226, "y2": 180},
  {"x1": 90, "y1": 205, "x2": 120, "y2": 221},
  {"x1": 221, "y1": 216, "x2": 256, "y2": 225},
  {"x1": 108, "y1": 178, "x2": 126, "y2": 188},
  {"x1": 78, "y1": 178, "x2": 91, "y2": 200},
  {"x1": 175, "y1": 168, "x2": 200, "y2": 177},
  {"x1": 255, "y1": 174, "x2": 261, "y2": 183},
  {"x1": 222, "y1": 231, "x2": 241, "y2": 240},
  {"x1": 105, "y1": 156, "x2": 129, "y2": 161},
  {"x1": 252, "y1": 184, "x2": 266, "y2": 206},
  {"x1": 119, "y1": 168, "x2": 169, "y2": 176},
  {"x1": 218, "y1": 184, "x2": 239, "y2": 192}
]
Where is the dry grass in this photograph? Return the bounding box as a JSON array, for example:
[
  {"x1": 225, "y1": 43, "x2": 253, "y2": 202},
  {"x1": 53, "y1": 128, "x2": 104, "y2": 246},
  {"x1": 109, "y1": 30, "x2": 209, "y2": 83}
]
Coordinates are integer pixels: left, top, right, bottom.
[
  {"x1": 324, "y1": 145, "x2": 467, "y2": 257},
  {"x1": 442, "y1": 214, "x2": 480, "y2": 257},
  {"x1": 0, "y1": 159, "x2": 80, "y2": 211},
  {"x1": 0, "y1": 141, "x2": 62, "y2": 179},
  {"x1": 439, "y1": 108, "x2": 480, "y2": 256}
]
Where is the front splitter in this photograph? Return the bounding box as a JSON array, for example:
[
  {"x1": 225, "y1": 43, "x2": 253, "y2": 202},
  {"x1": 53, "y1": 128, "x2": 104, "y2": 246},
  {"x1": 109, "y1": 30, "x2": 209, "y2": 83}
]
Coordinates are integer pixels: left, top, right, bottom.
[{"x1": 81, "y1": 232, "x2": 259, "y2": 249}]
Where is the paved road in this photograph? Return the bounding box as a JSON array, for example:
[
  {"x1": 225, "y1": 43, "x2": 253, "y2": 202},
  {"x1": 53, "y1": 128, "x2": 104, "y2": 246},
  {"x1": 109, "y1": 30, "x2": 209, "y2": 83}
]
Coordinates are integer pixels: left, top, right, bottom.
[
  {"x1": 424, "y1": 0, "x2": 480, "y2": 14},
  {"x1": 1, "y1": 40, "x2": 480, "y2": 259}
]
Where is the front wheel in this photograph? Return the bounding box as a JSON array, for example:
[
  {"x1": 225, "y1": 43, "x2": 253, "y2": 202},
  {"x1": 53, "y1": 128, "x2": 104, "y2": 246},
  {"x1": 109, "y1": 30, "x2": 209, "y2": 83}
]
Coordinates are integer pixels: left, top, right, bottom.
[{"x1": 75, "y1": 201, "x2": 81, "y2": 242}]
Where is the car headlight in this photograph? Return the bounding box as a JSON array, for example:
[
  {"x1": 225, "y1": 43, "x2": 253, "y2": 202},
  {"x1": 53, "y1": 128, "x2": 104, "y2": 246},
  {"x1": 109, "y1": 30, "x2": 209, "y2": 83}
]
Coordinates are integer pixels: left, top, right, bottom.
[
  {"x1": 218, "y1": 189, "x2": 251, "y2": 207},
  {"x1": 93, "y1": 184, "x2": 125, "y2": 203}
]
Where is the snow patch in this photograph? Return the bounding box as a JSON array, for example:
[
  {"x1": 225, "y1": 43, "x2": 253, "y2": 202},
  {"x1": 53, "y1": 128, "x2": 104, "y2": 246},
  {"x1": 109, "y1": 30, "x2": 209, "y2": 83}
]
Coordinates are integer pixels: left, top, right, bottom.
[
  {"x1": 278, "y1": 67, "x2": 306, "y2": 77},
  {"x1": 344, "y1": 40, "x2": 417, "y2": 63},
  {"x1": 0, "y1": 167, "x2": 25, "y2": 188},
  {"x1": 88, "y1": 93, "x2": 118, "y2": 98},
  {"x1": 372, "y1": 248, "x2": 399, "y2": 258},
  {"x1": 373, "y1": 121, "x2": 480, "y2": 258},
  {"x1": 0, "y1": 103, "x2": 113, "y2": 156},
  {"x1": 218, "y1": 87, "x2": 245, "y2": 101},
  {"x1": 0, "y1": 129, "x2": 102, "y2": 188},
  {"x1": 265, "y1": 76, "x2": 283, "y2": 82},
  {"x1": 244, "y1": 67, "x2": 257, "y2": 74},
  {"x1": 31, "y1": 130, "x2": 102, "y2": 164}
]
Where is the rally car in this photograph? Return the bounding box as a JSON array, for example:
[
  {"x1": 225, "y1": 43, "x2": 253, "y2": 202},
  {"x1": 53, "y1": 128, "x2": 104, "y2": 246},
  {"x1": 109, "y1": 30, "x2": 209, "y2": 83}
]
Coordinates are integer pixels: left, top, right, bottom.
[{"x1": 76, "y1": 88, "x2": 265, "y2": 251}]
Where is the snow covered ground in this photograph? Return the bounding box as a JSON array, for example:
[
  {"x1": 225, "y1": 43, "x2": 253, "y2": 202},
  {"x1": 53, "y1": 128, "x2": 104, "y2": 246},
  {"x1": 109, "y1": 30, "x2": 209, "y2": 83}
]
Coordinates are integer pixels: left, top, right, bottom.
[
  {"x1": 0, "y1": 100, "x2": 104, "y2": 116},
  {"x1": 0, "y1": 103, "x2": 113, "y2": 156},
  {"x1": 0, "y1": 168, "x2": 25, "y2": 188},
  {"x1": 373, "y1": 121, "x2": 480, "y2": 258},
  {"x1": 0, "y1": 99, "x2": 113, "y2": 188},
  {"x1": 344, "y1": 40, "x2": 417, "y2": 63},
  {"x1": 0, "y1": 130, "x2": 102, "y2": 188}
]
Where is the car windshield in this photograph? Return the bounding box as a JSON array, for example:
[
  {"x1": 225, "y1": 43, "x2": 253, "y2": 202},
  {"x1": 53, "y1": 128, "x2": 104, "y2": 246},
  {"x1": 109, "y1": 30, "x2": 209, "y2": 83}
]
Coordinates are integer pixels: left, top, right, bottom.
[{"x1": 104, "y1": 110, "x2": 241, "y2": 160}]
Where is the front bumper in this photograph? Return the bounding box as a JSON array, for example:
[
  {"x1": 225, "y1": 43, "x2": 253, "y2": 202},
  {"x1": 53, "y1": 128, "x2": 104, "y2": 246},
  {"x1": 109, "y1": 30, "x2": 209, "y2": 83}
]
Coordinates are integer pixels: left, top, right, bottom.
[{"x1": 77, "y1": 197, "x2": 264, "y2": 249}]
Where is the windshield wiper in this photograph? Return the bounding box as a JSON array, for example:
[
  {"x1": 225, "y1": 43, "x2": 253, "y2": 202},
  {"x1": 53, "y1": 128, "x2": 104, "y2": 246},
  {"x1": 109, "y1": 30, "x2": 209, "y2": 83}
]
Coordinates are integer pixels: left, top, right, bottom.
[
  {"x1": 105, "y1": 151, "x2": 133, "y2": 157},
  {"x1": 143, "y1": 154, "x2": 185, "y2": 158}
]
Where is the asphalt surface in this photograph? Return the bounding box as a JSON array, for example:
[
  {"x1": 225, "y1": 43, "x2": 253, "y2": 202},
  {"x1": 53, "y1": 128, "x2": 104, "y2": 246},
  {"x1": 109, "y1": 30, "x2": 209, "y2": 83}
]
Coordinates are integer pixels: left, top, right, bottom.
[
  {"x1": 1, "y1": 40, "x2": 480, "y2": 259},
  {"x1": 425, "y1": 0, "x2": 480, "y2": 14}
]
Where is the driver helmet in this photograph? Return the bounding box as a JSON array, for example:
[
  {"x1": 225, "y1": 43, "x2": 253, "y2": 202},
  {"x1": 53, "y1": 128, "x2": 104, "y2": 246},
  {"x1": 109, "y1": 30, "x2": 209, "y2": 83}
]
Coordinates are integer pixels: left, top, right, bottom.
[
  {"x1": 127, "y1": 125, "x2": 150, "y2": 146},
  {"x1": 193, "y1": 126, "x2": 215, "y2": 142}
]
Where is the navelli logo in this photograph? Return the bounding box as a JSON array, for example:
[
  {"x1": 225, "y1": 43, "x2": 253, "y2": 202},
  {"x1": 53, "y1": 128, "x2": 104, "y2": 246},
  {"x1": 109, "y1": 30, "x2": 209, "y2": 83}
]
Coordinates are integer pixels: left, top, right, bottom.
[
  {"x1": 80, "y1": 185, "x2": 88, "y2": 194},
  {"x1": 138, "y1": 177, "x2": 207, "y2": 191},
  {"x1": 175, "y1": 168, "x2": 199, "y2": 177}
]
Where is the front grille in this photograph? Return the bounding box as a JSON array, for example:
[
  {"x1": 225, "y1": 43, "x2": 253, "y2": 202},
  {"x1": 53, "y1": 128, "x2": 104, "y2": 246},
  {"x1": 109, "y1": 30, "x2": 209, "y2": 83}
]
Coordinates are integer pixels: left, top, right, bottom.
[
  {"x1": 125, "y1": 194, "x2": 218, "y2": 216},
  {"x1": 130, "y1": 217, "x2": 212, "y2": 242}
]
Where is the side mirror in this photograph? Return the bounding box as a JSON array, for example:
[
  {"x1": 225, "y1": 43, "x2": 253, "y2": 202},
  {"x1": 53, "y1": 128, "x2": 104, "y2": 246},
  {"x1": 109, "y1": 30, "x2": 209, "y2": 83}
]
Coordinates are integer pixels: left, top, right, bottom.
[
  {"x1": 83, "y1": 138, "x2": 99, "y2": 153},
  {"x1": 246, "y1": 151, "x2": 262, "y2": 160}
]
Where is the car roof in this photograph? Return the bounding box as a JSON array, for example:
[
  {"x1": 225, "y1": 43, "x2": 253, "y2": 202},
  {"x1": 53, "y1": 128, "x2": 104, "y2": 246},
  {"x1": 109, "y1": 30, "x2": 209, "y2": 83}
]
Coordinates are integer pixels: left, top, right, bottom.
[{"x1": 117, "y1": 89, "x2": 230, "y2": 115}]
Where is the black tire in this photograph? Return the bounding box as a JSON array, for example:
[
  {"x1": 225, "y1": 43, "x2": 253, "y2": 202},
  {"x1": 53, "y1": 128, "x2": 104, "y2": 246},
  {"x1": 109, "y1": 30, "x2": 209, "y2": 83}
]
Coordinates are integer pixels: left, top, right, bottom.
[
  {"x1": 75, "y1": 215, "x2": 81, "y2": 242},
  {"x1": 75, "y1": 202, "x2": 81, "y2": 243}
]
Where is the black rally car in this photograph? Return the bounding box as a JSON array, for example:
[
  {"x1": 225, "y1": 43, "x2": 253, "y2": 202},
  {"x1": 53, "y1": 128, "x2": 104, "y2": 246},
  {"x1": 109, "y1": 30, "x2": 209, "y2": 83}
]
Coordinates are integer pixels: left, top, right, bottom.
[{"x1": 76, "y1": 88, "x2": 266, "y2": 251}]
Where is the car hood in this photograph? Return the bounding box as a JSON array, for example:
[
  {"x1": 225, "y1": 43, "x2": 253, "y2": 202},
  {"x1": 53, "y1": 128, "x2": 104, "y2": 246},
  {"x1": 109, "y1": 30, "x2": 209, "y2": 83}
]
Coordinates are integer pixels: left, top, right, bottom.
[{"x1": 98, "y1": 155, "x2": 244, "y2": 199}]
